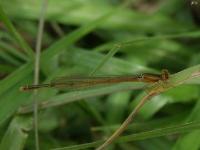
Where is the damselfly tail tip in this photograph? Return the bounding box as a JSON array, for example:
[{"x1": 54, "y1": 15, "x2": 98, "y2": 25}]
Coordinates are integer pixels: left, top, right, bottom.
[
  {"x1": 19, "y1": 84, "x2": 50, "y2": 91},
  {"x1": 19, "y1": 86, "x2": 29, "y2": 92}
]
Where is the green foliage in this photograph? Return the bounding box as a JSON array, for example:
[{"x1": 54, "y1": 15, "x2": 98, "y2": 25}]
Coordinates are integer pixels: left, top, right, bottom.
[{"x1": 0, "y1": 0, "x2": 200, "y2": 150}]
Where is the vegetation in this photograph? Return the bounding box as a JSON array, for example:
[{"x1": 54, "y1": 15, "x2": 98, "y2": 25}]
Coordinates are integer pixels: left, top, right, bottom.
[{"x1": 0, "y1": 0, "x2": 200, "y2": 150}]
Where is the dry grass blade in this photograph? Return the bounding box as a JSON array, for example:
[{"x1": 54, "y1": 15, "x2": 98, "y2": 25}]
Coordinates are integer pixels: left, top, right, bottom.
[
  {"x1": 33, "y1": 0, "x2": 48, "y2": 150},
  {"x1": 96, "y1": 91, "x2": 157, "y2": 150},
  {"x1": 96, "y1": 75, "x2": 171, "y2": 150}
]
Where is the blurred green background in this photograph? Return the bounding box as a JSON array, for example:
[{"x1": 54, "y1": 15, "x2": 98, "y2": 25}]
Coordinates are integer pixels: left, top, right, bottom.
[{"x1": 0, "y1": 0, "x2": 200, "y2": 150}]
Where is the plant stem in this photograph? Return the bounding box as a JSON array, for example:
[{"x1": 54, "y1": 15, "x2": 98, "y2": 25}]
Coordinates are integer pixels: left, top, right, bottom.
[
  {"x1": 96, "y1": 91, "x2": 157, "y2": 150},
  {"x1": 33, "y1": 0, "x2": 48, "y2": 150}
]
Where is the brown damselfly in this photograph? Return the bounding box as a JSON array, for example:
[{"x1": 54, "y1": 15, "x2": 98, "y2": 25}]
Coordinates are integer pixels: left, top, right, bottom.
[{"x1": 20, "y1": 69, "x2": 169, "y2": 91}]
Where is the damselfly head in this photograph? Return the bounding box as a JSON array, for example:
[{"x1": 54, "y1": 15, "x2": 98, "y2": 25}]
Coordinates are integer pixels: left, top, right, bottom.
[{"x1": 161, "y1": 69, "x2": 170, "y2": 80}]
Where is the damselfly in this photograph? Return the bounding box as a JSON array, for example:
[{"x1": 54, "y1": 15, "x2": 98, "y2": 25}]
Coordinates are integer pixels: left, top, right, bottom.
[{"x1": 20, "y1": 69, "x2": 169, "y2": 91}]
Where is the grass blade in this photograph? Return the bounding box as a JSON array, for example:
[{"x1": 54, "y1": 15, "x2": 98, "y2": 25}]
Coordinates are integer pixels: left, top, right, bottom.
[
  {"x1": 52, "y1": 121, "x2": 200, "y2": 150},
  {"x1": 0, "y1": 116, "x2": 32, "y2": 150},
  {"x1": 0, "y1": 4, "x2": 34, "y2": 58}
]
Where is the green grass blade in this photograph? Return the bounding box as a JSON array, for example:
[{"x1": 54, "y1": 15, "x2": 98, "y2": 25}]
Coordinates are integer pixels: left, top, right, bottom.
[
  {"x1": 172, "y1": 95, "x2": 200, "y2": 150},
  {"x1": 89, "y1": 44, "x2": 121, "y2": 75},
  {"x1": 0, "y1": 4, "x2": 34, "y2": 58},
  {"x1": 0, "y1": 62, "x2": 32, "y2": 96},
  {"x1": 121, "y1": 31, "x2": 200, "y2": 47},
  {"x1": 0, "y1": 41, "x2": 27, "y2": 61},
  {"x1": 0, "y1": 116, "x2": 32, "y2": 150},
  {"x1": 118, "y1": 121, "x2": 200, "y2": 143},
  {"x1": 0, "y1": 64, "x2": 14, "y2": 73},
  {"x1": 0, "y1": 51, "x2": 21, "y2": 66},
  {"x1": 19, "y1": 83, "x2": 145, "y2": 113},
  {"x1": 41, "y1": 10, "x2": 115, "y2": 63},
  {"x1": 52, "y1": 121, "x2": 200, "y2": 150}
]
